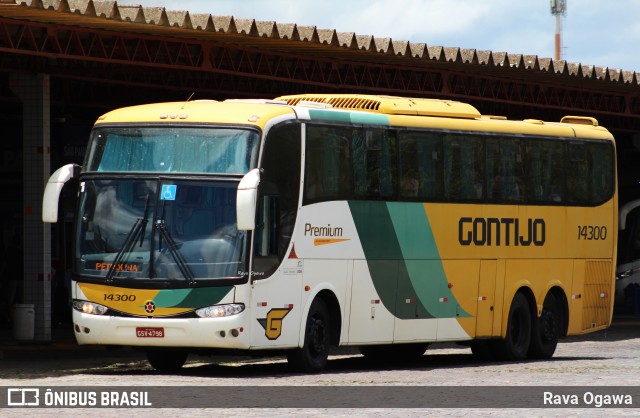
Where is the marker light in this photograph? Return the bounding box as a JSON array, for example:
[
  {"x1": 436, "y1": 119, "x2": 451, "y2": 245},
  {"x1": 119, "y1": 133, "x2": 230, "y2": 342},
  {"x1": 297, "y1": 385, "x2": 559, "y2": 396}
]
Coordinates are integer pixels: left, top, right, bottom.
[
  {"x1": 73, "y1": 300, "x2": 108, "y2": 315},
  {"x1": 196, "y1": 304, "x2": 245, "y2": 318}
]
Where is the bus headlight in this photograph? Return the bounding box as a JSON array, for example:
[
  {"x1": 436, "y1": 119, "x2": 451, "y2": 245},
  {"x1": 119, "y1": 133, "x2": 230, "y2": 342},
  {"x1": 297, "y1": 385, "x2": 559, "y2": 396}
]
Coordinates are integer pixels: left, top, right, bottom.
[
  {"x1": 73, "y1": 300, "x2": 108, "y2": 315},
  {"x1": 196, "y1": 304, "x2": 244, "y2": 318}
]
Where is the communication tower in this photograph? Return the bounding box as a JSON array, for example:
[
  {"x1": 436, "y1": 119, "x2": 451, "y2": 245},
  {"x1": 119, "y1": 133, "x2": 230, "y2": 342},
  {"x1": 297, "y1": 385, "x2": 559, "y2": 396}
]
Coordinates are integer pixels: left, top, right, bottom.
[{"x1": 550, "y1": 0, "x2": 567, "y2": 61}]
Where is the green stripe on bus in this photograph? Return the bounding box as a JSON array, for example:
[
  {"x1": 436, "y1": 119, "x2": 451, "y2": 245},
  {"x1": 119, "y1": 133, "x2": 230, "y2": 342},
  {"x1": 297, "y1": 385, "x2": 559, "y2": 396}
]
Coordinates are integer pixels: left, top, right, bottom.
[
  {"x1": 348, "y1": 201, "x2": 433, "y2": 319},
  {"x1": 387, "y1": 202, "x2": 471, "y2": 318},
  {"x1": 308, "y1": 109, "x2": 389, "y2": 125},
  {"x1": 152, "y1": 286, "x2": 233, "y2": 308}
]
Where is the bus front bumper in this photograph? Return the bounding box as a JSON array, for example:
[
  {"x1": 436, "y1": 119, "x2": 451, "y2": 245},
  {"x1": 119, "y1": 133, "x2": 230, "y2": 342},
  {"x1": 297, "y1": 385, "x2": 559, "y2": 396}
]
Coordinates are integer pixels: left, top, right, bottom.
[{"x1": 72, "y1": 310, "x2": 251, "y2": 349}]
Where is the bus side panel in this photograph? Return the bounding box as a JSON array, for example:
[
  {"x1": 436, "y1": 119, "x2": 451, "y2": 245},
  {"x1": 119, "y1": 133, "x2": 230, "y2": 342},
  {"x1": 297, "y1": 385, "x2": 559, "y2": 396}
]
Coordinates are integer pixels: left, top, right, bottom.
[
  {"x1": 435, "y1": 260, "x2": 479, "y2": 340},
  {"x1": 490, "y1": 260, "x2": 506, "y2": 337},
  {"x1": 348, "y1": 260, "x2": 395, "y2": 344},
  {"x1": 568, "y1": 259, "x2": 614, "y2": 335},
  {"x1": 527, "y1": 260, "x2": 573, "y2": 318},
  {"x1": 569, "y1": 260, "x2": 586, "y2": 335},
  {"x1": 300, "y1": 258, "x2": 349, "y2": 345},
  {"x1": 249, "y1": 259, "x2": 303, "y2": 348},
  {"x1": 476, "y1": 260, "x2": 497, "y2": 337}
]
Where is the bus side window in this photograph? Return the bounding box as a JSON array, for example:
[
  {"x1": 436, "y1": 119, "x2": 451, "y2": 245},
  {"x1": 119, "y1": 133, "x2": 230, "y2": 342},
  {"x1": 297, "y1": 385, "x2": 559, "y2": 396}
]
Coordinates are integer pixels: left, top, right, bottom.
[
  {"x1": 398, "y1": 131, "x2": 443, "y2": 200},
  {"x1": 525, "y1": 139, "x2": 564, "y2": 203},
  {"x1": 352, "y1": 128, "x2": 396, "y2": 199},
  {"x1": 444, "y1": 135, "x2": 483, "y2": 201},
  {"x1": 566, "y1": 142, "x2": 590, "y2": 204},
  {"x1": 304, "y1": 125, "x2": 353, "y2": 203}
]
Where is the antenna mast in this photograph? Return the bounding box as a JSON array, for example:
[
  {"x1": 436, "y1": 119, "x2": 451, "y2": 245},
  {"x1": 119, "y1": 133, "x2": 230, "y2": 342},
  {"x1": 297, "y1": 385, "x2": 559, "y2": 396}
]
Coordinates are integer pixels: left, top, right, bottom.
[{"x1": 550, "y1": 0, "x2": 567, "y2": 61}]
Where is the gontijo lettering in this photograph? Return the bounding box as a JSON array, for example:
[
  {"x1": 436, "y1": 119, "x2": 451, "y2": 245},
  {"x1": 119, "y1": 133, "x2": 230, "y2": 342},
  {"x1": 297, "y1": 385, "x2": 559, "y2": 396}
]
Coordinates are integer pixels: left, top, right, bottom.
[{"x1": 459, "y1": 217, "x2": 545, "y2": 246}]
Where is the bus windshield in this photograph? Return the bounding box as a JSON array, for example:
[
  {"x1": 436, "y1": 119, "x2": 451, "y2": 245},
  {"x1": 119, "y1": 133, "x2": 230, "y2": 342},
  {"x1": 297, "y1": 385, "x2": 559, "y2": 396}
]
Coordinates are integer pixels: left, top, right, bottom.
[
  {"x1": 74, "y1": 178, "x2": 247, "y2": 283},
  {"x1": 85, "y1": 126, "x2": 259, "y2": 174}
]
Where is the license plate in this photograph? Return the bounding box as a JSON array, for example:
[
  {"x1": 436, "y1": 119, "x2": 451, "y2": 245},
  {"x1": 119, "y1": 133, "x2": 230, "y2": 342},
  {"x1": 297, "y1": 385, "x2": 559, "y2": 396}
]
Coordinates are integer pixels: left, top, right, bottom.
[{"x1": 136, "y1": 327, "x2": 164, "y2": 338}]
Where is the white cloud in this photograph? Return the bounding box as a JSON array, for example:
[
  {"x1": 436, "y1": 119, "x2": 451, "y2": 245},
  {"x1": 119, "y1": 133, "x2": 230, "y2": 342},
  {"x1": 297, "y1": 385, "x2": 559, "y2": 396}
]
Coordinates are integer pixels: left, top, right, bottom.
[{"x1": 327, "y1": 0, "x2": 494, "y2": 41}]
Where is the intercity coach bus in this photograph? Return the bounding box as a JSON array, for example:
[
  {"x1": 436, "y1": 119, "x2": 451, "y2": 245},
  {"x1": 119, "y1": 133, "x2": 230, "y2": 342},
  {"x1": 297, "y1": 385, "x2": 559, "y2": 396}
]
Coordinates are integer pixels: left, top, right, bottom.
[{"x1": 42, "y1": 94, "x2": 617, "y2": 372}]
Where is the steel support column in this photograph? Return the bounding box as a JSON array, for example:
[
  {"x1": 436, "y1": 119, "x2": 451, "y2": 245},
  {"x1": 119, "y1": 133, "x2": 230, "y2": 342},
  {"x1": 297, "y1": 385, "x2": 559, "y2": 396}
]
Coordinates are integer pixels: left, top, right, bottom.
[{"x1": 9, "y1": 73, "x2": 51, "y2": 342}]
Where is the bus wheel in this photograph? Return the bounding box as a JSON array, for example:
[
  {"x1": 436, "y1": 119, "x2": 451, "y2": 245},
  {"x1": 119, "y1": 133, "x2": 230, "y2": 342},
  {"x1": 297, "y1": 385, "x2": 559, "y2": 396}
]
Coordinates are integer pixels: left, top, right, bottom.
[
  {"x1": 528, "y1": 292, "x2": 561, "y2": 359},
  {"x1": 360, "y1": 343, "x2": 428, "y2": 363},
  {"x1": 496, "y1": 292, "x2": 531, "y2": 361},
  {"x1": 470, "y1": 341, "x2": 496, "y2": 361},
  {"x1": 287, "y1": 298, "x2": 331, "y2": 373},
  {"x1": 147, "y1": 349, "x2": 188, "y2": 373}
]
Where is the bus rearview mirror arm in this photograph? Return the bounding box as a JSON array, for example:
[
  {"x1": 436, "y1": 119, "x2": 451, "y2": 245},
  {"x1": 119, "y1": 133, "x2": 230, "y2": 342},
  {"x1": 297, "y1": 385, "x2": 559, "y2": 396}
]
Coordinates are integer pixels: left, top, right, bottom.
[
  {"x1": 42, "y1": 163, "x2": 82, "y2": 223},
  {"x1": 237, "y1": 168, "x2": 260, "y2": 230}
]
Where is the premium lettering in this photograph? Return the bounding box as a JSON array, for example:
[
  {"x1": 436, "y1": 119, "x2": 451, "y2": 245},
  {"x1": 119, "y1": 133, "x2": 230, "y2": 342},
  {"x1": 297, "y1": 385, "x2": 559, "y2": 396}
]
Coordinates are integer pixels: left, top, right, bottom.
[
  {"x1": 304, "y1": 223, "x2": 343, "y2": 237},
  {"x1": 458, "y1": 217, "x2": 545, "y2": 246}
]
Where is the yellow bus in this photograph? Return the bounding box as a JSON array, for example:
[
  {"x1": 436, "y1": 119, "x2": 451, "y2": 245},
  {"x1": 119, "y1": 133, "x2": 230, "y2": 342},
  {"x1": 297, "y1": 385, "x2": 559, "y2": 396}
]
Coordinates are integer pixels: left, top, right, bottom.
[{"x1": 43, "y1": 94, "x2": 617, "y2": 372}]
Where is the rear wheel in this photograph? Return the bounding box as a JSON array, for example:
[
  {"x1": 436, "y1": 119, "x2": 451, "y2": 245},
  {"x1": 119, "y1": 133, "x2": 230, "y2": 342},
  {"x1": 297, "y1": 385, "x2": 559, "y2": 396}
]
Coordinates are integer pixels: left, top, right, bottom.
[
  {"x1": 495, "y1": 292, "x2": 531, "y2": 361},
  {"x1": 287, "y1": 298, "x2": 331, "y2": 373},
  {"x1": 528, "y1": 292, "x2": 562, "y2": 359},
  {"x1": 147, "y1": 349, "x2": 188, "y2": 373}
]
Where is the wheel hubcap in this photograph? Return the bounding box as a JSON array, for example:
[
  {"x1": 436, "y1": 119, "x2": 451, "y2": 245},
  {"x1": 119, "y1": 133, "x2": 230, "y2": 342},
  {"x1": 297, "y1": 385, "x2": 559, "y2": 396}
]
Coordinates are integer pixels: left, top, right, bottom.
[
  {"x1": 540, "y1": 310, "x2": 557, "y2": 342},
  {"x1": 309, "y1": 317, "x2": 326, "y2": 356}
]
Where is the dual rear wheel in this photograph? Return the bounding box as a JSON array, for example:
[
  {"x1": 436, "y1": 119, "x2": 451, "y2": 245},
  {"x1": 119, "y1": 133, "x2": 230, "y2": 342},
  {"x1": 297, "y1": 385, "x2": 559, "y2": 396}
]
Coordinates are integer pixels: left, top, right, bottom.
[{"x1": 472, "y1": 291, "x2": 563, "y2": 361}]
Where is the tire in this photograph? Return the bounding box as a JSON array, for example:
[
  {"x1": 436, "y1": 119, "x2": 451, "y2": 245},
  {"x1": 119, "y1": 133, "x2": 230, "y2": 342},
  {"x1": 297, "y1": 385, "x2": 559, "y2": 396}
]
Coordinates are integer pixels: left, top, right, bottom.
[
  {"x1": 360, "y1": 343, "x2": 428, "y2": 363},
  {"x1": 147, "y1": 349, "x2": 188, "y2": 373},
  {"x1": 528, "y1": 292, "x2": 562, "y2": 359},
  {"x1": 495, "y1": 292, "x2": 532, "y2": 361},
  {"x1": 470, "y1": 340, "x2": 497, "y2": 361},
  {"x1": 287, "y1": 298, "x2": 331, "y2": 373}
]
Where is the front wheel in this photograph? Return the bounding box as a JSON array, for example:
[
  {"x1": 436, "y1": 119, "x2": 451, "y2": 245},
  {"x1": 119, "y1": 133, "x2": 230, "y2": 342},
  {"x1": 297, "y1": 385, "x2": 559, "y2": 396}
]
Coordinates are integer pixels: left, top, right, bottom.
[
  {"x1": 287, "y1": 298, "x2": 331, "y2": 373},
  {"x1": 147, "y1": 349, "x2": 188, "y2": 373},
  {"x1": 528, "y1": 292, "x2": 562, "y2": 359},
  {"x1": 495, "y1": 292, "x2": 531, "y2": 361}
]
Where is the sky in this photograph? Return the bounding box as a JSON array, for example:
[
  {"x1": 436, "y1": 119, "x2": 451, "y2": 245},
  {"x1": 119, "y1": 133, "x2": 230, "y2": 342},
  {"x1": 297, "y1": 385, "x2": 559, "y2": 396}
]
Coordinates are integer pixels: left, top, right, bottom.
[{"x1": 116, "y1": 0, "x2": 640, "y2": 72}]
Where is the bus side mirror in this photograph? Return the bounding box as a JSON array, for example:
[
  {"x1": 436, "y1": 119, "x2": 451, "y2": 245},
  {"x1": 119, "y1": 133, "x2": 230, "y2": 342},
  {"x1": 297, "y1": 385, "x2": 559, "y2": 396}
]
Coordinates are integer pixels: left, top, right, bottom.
[
  {"x1": 237, "y1": 168, "x2": 260, "y2": 230},
  {"x1": 42, "y1": 163, "x2": 81, "y2": 223}
]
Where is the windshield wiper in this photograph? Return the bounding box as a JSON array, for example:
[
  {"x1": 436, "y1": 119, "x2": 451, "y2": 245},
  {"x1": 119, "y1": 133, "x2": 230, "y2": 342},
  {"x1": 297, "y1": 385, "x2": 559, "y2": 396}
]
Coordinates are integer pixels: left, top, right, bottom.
[
  {"x1": 106, "y1": 195, "x2": 150, "y2": 283},
  {"x1": 155, "y1": 221, "x2": 196, "y2": 285}
]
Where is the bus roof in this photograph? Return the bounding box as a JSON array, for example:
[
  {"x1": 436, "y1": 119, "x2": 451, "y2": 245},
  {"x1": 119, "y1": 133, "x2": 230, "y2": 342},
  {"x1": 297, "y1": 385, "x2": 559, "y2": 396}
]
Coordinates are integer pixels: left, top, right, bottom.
[
  {"x1": 276, "y1": 94, "x2": 613, "y2": 141},
  {"x1": 275, "y1": 93, "x2": 482, "y2": 119},
  {"x1": 94, "y1": 99, "x2": 296, "y2": 129},
  {"x1": 95, "y1": 94, "x2": 613, "y2": 141}
]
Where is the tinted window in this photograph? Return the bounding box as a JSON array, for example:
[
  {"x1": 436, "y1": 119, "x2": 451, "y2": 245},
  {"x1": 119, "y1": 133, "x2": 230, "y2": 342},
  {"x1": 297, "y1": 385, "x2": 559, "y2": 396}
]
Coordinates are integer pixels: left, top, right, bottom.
[{"x1": 303, "y1": 123, "x2": 615, "y2": 207}]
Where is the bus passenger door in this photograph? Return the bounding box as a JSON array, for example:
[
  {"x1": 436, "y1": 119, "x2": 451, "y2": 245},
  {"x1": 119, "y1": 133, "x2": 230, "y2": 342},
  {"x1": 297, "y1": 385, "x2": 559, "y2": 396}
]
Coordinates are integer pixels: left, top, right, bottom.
[
  {"x1": 475, "y1": 260, "x2": 497, "y2": 337},
  {"x1": 249, "y1": 195, "x2": 302, "y2": 348}
]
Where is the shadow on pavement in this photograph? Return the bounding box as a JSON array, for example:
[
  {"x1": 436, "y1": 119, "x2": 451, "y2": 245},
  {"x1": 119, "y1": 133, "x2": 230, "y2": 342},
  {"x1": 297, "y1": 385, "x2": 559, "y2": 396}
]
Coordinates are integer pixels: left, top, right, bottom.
[{"x1": 0, "y1": 316, "x2": 638, "y2": 379}]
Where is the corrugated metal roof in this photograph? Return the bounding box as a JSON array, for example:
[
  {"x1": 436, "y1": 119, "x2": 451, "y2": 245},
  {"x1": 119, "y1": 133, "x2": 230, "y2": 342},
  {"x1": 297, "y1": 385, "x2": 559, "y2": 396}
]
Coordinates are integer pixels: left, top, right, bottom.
[{"x1": 0, "y1": 0, "x2": 637, "y2": 88}]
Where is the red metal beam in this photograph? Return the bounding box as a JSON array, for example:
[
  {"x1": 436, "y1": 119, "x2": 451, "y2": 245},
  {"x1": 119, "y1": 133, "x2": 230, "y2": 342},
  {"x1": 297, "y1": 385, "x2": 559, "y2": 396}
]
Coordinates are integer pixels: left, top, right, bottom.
[{"x1": 0, "y1": 17, "x2": 638, "y2": 125}]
